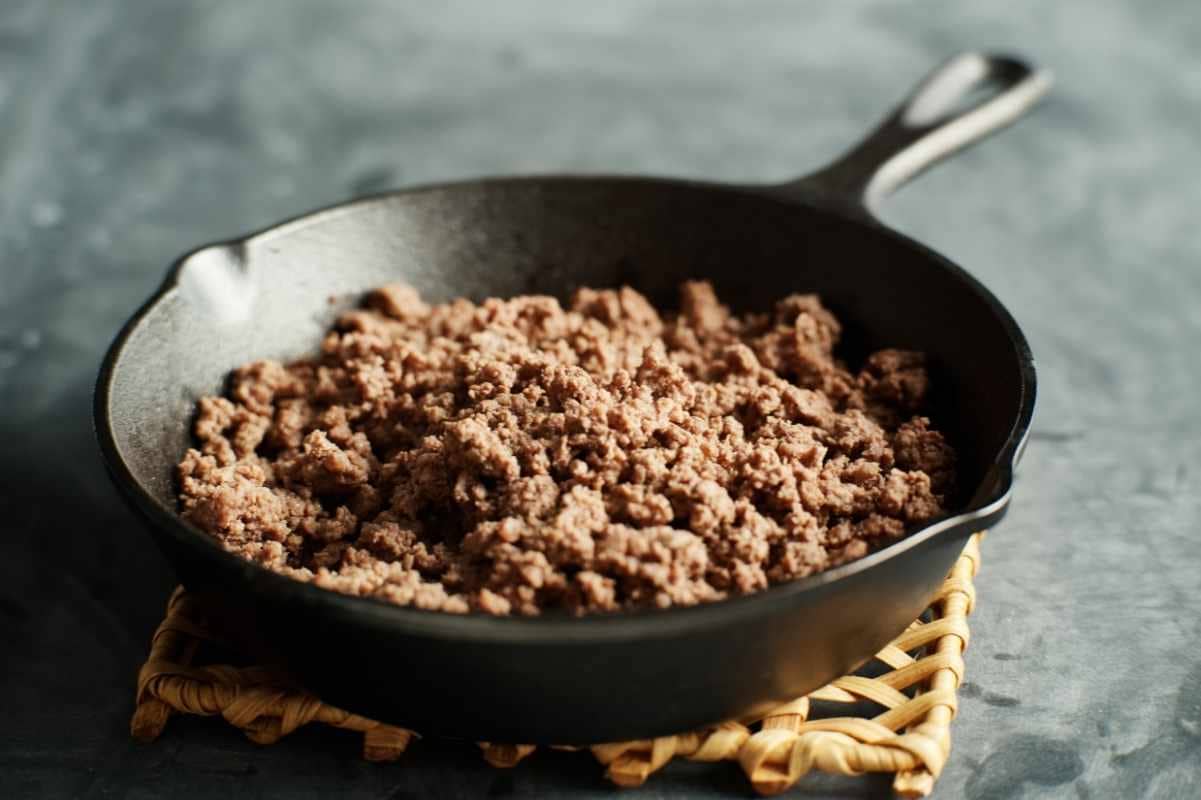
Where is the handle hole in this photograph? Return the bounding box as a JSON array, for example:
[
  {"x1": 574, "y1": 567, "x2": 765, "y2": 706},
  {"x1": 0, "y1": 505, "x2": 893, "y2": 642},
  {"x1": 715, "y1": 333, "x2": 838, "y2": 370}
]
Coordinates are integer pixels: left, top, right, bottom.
[
  {"x1": 935, "y1": 81, "x2": 1005, "y2": 122},
  {"x1": 901, "y1": 54, "x2": 993, "y2": 127}
]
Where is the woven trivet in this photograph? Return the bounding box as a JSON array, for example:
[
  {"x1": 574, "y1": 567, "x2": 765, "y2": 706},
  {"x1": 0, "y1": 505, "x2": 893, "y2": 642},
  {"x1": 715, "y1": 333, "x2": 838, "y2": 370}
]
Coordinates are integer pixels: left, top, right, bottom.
[{"x1": 132, "y1": 534, "x2": 981, "y2": 797}]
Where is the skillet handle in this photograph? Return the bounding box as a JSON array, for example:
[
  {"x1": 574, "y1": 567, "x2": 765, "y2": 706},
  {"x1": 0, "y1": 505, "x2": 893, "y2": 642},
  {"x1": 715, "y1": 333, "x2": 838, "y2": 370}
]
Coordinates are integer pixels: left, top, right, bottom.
[{"x1": 777, "y1": 53, "x2": 1051, "y2": 214}]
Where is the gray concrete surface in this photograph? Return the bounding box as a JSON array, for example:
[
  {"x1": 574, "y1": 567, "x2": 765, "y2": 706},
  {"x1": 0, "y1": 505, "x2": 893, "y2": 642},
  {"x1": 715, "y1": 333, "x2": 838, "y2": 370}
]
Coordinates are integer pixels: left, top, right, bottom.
[{"x1": 2, "y1": 1, "x2": 1199, "y2": 797}]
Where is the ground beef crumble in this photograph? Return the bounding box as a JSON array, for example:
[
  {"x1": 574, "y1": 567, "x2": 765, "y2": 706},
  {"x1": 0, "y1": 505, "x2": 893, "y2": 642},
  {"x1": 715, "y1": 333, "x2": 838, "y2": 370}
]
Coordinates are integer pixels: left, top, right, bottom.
[{"x1": 177, "y1": 281, "x2": 956, "y2": 615}]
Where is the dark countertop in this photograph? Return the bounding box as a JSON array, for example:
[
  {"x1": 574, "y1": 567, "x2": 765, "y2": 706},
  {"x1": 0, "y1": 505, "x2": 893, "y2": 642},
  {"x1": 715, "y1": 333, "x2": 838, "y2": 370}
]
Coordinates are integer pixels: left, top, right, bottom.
[{"x1": 3, "y1": 1, "x2": 1199, "y2": 797}]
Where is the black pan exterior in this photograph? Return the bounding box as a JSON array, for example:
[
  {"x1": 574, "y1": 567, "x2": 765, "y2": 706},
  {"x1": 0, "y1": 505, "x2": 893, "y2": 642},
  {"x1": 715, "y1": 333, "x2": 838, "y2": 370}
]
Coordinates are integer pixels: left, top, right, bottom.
[{"x1": 96, "y1": 177, "x2": 1032, "y2": 743}]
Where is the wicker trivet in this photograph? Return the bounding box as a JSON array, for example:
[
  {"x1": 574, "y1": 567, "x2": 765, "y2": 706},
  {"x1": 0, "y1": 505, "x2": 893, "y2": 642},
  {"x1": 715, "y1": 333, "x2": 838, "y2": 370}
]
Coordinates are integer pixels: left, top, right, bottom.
[{"x1": 132, "y1": 534, "x2": 981, "y2": 797}]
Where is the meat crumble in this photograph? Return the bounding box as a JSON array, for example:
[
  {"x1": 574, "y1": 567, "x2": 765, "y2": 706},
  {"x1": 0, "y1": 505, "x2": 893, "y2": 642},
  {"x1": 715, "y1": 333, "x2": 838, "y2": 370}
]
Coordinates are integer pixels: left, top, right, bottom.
[{"x1": 177, "y1": 281, "x2": 956, "y2": 615}]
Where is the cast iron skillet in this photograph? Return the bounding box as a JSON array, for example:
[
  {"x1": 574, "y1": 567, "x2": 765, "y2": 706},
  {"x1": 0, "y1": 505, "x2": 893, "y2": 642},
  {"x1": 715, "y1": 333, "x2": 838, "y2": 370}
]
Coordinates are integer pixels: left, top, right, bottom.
[{"x1": 96, "y1": 52, "x2": 1049, "y2": 744}]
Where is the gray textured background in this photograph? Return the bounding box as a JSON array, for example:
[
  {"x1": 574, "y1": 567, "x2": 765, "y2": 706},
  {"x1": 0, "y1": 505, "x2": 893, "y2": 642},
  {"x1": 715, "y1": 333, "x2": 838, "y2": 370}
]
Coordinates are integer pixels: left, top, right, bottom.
[{"x1": 3, "y1": 1, "x2": 1199, "y2": 798}]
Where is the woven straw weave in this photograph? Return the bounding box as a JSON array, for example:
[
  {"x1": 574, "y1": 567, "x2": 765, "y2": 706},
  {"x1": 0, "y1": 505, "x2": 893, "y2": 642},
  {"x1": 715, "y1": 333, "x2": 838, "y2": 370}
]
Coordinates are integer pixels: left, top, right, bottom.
[{"x1": 132, "y1": 534, "x2": 981, "y2": 797}]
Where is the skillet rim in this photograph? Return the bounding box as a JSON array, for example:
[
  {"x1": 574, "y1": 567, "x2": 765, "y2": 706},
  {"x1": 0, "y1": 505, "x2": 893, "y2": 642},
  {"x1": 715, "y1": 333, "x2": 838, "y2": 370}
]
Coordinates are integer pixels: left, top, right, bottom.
[{"x1": 94, "y1": 173, "x2": 1035, "y2": 643}]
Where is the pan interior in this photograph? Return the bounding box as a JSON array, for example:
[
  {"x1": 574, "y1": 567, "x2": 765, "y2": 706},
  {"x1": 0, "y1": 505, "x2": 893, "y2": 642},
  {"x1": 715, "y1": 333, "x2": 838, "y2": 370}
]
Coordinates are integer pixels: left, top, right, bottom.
[{"x1": 105, "y1": 178, "x2": 1027, "y2": 517}]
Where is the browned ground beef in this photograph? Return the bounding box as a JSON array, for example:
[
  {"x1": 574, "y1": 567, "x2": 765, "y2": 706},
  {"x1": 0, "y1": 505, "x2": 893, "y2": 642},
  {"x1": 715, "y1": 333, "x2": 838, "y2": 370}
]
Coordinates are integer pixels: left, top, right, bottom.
[{"x1": 177, "y1": 281, "x2": 956, "y2": 615}]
